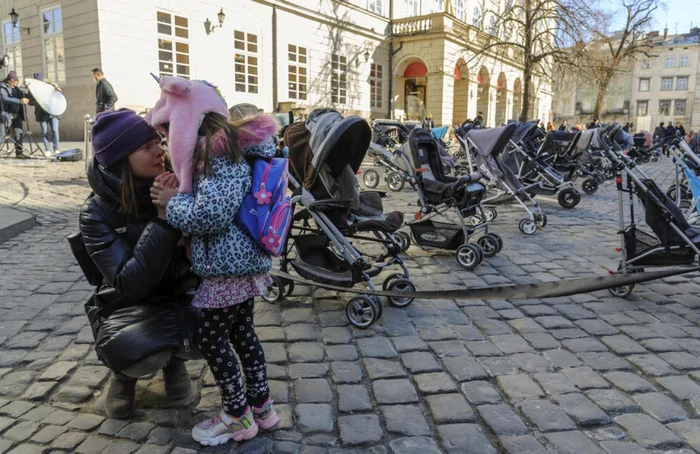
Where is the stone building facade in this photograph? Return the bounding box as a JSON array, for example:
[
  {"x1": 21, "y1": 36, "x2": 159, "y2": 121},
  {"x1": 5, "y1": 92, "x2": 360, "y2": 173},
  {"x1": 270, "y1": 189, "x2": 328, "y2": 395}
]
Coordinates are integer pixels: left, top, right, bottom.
[{"x1": 0, "y1": 0, "x2": 552, "y2": 141}]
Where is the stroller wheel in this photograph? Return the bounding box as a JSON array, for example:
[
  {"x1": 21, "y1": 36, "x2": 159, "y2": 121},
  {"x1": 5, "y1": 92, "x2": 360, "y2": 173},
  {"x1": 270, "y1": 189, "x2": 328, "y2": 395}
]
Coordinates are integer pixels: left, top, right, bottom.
[
  {"x1": 261, "y1": 277, "x2": 284, "y2": 303},
  {"x1": 679, "y1": 200, "x2": 692, "y2": 214},
  {"x1": 485, "y1": 207, "x2": 498, "y2": 221},
  {"x1": 608, "y1": 284, "x2": 635, "y2": 298},
  {"x1": 383, "y1": 273, "x2": 405, "y2": 291},
  {"x1": 370, "y1": 297, "x2": 384, "y2": 321},
  {"x1": 581, "y1": 178, "x2": 598, "y2": 195},
  {"x1": 477, "y1": 235, "x2": 499, "y2": 258},
  {"x1": 363, "y1": 169, "x2": 380, "y2": 188},
  {"x1": 387, "y1": 172, "x2": 405, "y2": 192},
  {"x1": 519, "y1": 219, "x2": 537, "y2": 235},
  {"x1": 345, "y1": 296, "x2": 377, "y2": 329},
  {"x1": 394, "y1": 231, "x2": 411, "y2": 253},
  {"x1": 485, "y1": 232, "x2": 503, "y2": 253},
  {"x1": 536, "y1": 213, "x2": 547, "y2": 228},
  {"x1": 558, "y1": 188, "x2": 581, "y2": 209},
  {"x1": 386, "y1": 278, "x2": 415, "y2": 307},
  {"x1": 456, "y1": 244, "x2": 483, "y2": 270}
]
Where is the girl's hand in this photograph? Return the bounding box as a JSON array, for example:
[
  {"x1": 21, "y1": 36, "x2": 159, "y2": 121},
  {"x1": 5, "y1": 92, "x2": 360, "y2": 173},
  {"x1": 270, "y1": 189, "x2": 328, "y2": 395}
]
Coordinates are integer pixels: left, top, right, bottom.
[
  {"x1": 155, "y1": 172, "x2": 179, "y2": 189},
  {"x1": 151, "y1": 182, "x2": 178, "y2": 219}
]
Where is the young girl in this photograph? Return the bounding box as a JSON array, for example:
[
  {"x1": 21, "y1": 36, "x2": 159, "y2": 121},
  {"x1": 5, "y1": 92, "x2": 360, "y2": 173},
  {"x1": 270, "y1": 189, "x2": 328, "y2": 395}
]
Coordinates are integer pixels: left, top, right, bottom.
[{"x1": 148, "y1": 76, "x2": 279, "y2": 446}]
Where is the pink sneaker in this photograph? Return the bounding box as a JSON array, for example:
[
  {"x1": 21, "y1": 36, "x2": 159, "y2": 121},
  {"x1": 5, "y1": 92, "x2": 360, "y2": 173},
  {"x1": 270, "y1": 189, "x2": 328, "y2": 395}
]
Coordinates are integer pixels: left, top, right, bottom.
[
  {"x1": 253, "y1": 398, "x2": 279, "y2": 430},
  {"x1": 191, "y1": 407, "x2": 258, "y2": 446}
]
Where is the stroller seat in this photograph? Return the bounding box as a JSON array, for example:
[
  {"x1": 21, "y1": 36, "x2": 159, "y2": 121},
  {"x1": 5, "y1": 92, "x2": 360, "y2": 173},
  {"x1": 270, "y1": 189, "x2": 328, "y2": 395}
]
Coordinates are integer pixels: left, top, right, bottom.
[{"x1": 350, "y1": 211, "x2": 404, "y2": 234}]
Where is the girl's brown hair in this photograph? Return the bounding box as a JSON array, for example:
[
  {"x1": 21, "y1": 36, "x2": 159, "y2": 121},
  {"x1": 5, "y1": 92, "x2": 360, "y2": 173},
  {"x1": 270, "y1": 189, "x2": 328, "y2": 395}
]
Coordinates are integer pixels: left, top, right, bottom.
[{"x1": 193, "y1": 112, "x2": 259, "y2": 177}]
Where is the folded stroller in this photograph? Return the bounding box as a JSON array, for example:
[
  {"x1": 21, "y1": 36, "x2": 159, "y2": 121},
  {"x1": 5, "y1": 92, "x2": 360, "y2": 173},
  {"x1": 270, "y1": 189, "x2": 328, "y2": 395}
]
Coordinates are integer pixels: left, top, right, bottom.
[
  {"x1": 538, "y1": 130, "x2": 601, "y2": 195},
  {"x1": 400, "y1": 128, "x2": 503, "y2": 269},
  {"x1": 600, "y1": 126, "x2": 700, "y2": 298},
  {"x1": 272, "y1": 108, "x2": 415, "y2": 328},
  {"x1": 502, "y1": 121, "x2": 582, "y2": 208},
  {"x1": 456, "y1": 123, "x2": 546, "y2": 235}
]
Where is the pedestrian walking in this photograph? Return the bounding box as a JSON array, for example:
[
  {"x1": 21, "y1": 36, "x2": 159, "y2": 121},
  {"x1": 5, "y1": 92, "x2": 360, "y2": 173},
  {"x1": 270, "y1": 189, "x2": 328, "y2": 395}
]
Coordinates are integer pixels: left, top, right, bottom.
[
  {"x1": 92, "y1": 67, "x2": 118, "y2": 113},
  {"x1": 148, "y1": 76, "x2": 279, "y2": 446}
]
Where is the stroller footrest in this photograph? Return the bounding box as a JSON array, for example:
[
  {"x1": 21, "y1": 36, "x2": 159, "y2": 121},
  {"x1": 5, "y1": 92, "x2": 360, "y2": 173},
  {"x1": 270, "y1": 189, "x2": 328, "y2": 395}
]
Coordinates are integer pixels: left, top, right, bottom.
[{"x1": 289, "y1": 259, "x2": 356, "y2": 288}]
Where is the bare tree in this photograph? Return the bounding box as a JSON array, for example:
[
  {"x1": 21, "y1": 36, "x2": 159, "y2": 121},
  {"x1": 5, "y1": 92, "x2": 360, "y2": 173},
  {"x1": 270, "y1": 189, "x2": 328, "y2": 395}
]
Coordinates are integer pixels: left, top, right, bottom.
[
  {"x1": 464, "y1": 0, "x2": 587, "y2": 122},
  {"x1": 579, "y1": 0, "x2": 658, "y2": 119}
]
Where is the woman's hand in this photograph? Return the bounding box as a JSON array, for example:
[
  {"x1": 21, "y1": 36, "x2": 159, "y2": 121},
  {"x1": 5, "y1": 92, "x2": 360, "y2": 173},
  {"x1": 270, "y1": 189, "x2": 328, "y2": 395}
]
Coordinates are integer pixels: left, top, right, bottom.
[
  {"x1": 155, "y1": 171, "x2": 179, "y2": 189},
  {"x1": 151, "y1": 182, "x2": 178, "y2": 220}
]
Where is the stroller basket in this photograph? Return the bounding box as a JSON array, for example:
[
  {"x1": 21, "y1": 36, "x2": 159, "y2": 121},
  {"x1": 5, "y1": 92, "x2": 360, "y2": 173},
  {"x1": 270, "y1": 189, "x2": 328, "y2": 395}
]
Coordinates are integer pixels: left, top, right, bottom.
[
  {"x1": 624, "y1": 227, "x2": 696, "y2": 266},
  {"x1": 409, "y1": 219, "x2": 464, "y2": 250},
  {"x1": 289, "y1": 234, "x2": 357, "y2": 287}
]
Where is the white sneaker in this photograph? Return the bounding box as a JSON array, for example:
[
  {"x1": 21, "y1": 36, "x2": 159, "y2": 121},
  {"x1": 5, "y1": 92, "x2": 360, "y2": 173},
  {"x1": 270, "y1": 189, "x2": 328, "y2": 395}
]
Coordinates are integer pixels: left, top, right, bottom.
[{"x1": 191, "y1": 407, "x2": 258, "y2": 446}]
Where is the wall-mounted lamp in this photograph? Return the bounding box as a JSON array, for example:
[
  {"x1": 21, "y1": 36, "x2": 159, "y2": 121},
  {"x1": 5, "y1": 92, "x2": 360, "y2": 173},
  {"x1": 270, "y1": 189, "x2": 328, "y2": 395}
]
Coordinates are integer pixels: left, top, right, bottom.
[
  {"x1": 9, "y1": 8, "x2": 30, "y2": 34},
  {"x1": 364, "y1": 50, "x2": 370, "y2": 62},
  {"x1": 204, "y1": 8, "x2": 225, "y2": 35}
]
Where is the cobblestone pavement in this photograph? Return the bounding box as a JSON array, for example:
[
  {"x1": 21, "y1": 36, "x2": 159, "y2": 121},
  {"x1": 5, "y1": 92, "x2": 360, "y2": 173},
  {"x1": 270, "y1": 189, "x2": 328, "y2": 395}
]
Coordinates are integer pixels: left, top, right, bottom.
[{"x1": 2, "y1": 152, "x2": 700, "y2": 453}]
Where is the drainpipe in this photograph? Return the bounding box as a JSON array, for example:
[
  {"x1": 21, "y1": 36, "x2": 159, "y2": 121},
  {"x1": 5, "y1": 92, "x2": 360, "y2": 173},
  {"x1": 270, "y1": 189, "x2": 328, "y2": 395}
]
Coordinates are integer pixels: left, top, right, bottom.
[
  {"x1": 272, "y1": 5, "x2": 278, "y2": 111},
  {"x1": 387, "y1": 1, "x2": 394, "y2": 119}
]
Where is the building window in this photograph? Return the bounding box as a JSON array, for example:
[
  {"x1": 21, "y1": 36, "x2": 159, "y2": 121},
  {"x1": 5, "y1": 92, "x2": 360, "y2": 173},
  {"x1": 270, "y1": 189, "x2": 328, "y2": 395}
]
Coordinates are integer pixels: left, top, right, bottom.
[
  {"x1": 636, "y1": 100, "x2": 648, "y2": 116},
  {"x1": 679, "y1": 55, "x2": 689, "y2": 67},
  {"x1": 426, "y1": 0, "x2": 445, "y2": 14},
  {"x1": 638, "y1": 78, "x2": 650, "y2": 91},
  {"x1": 369, "y1": 63, "x2": 383, "y2": 109},
  {"x1": 471, "y1": 5, "x2": 481, "y2": 28},
  {"x1": 331, "y1": 54, "x2": 347, "y2": 104},
  {"x1": 2, "y1": 21, "x2": 21, "y2": 81},
  {"x1": 675, "y1": 99, "x2": 686, "y2": 116},
  {"x1": 404, "y1": 0, "x2": 419, "y2": 17},
  {"x1": 659, "y1": 100, "x2": 671, "y2": 115},
  {"x1": 234, "y1": 30, "x2": 259, "y2": 93},
  {"x1": 288, "y1": 44, "x2": 307, "y2": 100},
  {"x1": 661, "y1": 77, "x2": 672, "y2": 90},
  {"x1": 664, "y1": 56, "x2": 675, "y2": 68},
  {"x1": 368, "y1": 0, "x2": 384, "y2": 15},
  {"x1": 41, "y1": 6, "x2": 65, "y2": 83},
  {"x1": 488, "y1": 15, "x2": 498, "y2": 35},
  {"x1": 677, "y1": 76, "x2": 688, "y2": 90},
  {"x1": 157, "y1": 11, "x2": 190, "y2": 79}
]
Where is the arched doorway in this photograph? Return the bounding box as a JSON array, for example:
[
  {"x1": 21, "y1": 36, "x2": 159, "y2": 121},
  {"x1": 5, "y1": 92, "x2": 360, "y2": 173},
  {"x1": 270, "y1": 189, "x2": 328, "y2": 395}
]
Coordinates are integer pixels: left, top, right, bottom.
[
  {"x1": 452, "y1": 59, "x2": 469, "y2": 125},
  {"x1": 403, "y1": 61, "x2": 428, "y2": 121},
  {"x1": 495, "y1": 72, "x2": 507, "y2": 126},
  {"x1": 476, "y1": 66, "x2": 490, "y2": 126},
  {"x1": 512, "y1": 78, "x2": 522, "y2": 121}
]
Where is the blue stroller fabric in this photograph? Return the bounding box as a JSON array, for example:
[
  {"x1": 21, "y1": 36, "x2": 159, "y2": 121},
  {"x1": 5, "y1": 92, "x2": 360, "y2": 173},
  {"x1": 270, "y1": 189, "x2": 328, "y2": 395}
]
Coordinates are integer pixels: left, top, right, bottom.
[{"x1": 682, "y1": 164, "x2": 700, "y2": 215}]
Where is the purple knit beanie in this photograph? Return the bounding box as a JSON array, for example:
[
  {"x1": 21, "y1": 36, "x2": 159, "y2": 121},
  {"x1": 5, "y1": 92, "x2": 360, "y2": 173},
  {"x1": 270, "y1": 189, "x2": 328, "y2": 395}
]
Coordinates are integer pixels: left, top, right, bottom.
[
  {"x1": 92, "y1": 108, "x2": 159, "y2": 168},
  {"x1": 6, "y1": 71, "x2": 18, "y2": 81}
]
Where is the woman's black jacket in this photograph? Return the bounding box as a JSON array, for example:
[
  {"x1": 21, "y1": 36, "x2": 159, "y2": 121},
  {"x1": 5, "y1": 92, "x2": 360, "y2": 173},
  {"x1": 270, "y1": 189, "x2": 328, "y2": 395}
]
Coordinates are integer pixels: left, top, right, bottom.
[{"x1": 79, "y1": 160, "x2": 199, "y2": 373}]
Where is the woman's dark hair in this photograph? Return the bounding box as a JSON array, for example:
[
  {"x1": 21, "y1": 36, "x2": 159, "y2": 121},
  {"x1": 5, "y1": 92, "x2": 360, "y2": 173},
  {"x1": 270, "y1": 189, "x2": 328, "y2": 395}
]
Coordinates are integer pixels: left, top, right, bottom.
[
  {"x1": 108, "y1": 159, "x2": 140, "y2": 217},
  {"x1": 193, "y1": 112, "x2": 244, "y2": 177}
]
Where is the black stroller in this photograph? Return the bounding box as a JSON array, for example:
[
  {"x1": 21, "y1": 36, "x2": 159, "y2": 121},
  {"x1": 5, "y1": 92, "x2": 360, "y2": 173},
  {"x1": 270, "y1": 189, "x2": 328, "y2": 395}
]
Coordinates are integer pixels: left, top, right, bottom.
[
  {"x1": 538, "y1": 130, "x2": 601, "y2": 195},
  {"x1": 401, "y1": 128, "x2": 503, "y2": 269},
  {"x1": 502, "y1": 121, "x2": 582, "y2": 208},
  {"x1": 600, "y1": 126, "x2": 700, "y2": 297},
  {"x1": 457, "y1": 123, "x2": 546, "y2": 235},
  {"x1": 273, "y1": 108, "x2": 416, "y2": 328}
]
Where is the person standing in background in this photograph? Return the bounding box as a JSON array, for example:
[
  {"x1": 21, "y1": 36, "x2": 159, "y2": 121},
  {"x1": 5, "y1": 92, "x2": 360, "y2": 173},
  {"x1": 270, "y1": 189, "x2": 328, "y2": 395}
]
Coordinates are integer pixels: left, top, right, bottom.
[
  {"x1": 0, "y1": 70, "x2": 29, "y2": 158},
  {"x1": 28, "y1": 73, "x2": 60, "y2": 156},
  {"x1": 92, "y1": 68, "x2": 118, "y2": 114}
]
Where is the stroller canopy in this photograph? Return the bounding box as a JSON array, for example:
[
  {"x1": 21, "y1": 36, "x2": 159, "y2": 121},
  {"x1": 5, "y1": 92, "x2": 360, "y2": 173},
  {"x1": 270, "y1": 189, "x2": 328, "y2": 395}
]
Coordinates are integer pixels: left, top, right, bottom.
[
  {"x1": 511, "y1": 121, "x2": 540, "y2": 144},
  {"x1": 285, "y1": 108, "x2": 371, "y2": 192},
  {"x1": 468, "y1": 124, "x2": 517, "y2": 157},
  {"x1": 577, "y1": 128, "x2": 600, "y2": 150}
]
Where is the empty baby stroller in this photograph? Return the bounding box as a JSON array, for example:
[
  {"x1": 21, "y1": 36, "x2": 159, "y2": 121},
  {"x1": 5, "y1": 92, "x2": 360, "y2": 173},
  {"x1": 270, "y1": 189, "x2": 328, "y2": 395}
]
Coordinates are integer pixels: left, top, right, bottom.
[
  {"x1": 600, "y1": 126, "x2": 700, "y2": 297},
  {"x1": 538, "y1": 130, "x2": 601, "y2": 195},
  {"x1": 502, "y1": 121, "x2": 582, "y2": 208},
  {"x1": 275, "y1": 108, "x2": 416, "y2": 328},
  {"x1": 457, "y1": 123, "x2": 546, "y2": 235},
  {"x1": 401, "y1": 128, "x2": 503, "y2": 269},
  {"x1": 363, "y1": 120, "x2": 415, "y2": 191}
]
